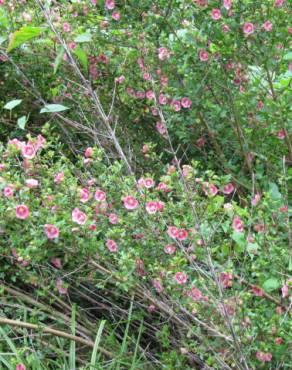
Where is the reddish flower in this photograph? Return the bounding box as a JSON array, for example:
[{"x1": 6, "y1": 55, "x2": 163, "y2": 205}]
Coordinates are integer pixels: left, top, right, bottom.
[
  {"x1": 251, "y1": 285, "x2": 264, "y2": 297},
  {"x1": 177, "y1": 228, "x2": 188, "y2": 241},
  {"x1": 106, "y1": 239, "x2": 118, "y2": 252},
  {"x1": 256, "y1": 351, "x2": 272, "y2": 362},
  {"x1": 21, "y1": 143, "x2": 36, "y2": 159},
  {"x1": 199, "y1": 50, "x2": 209, "y2": 62},
  {"x1": 145, "y1": 201, "x2": 158, "y2": 214},
  {"x1": 222, "y1": 183, "x2": 234, "y2": 194},
  {"x1": 44, "y1": 224, "x2": 59, "y2": 239},
  {"x1": 243, "y1": 22, "x2": 254, "y2": 35},
  {"x1": 275, "y1": 337, "x2": 283, "y2": 345},
  {"x1": 174, "y1": 272, "x2": 188, "y2": 284},
  {"x1": 95, "y1": 189, "x2": 106, "y2": 202},
  {"x1": 112, "y1": 11, "x2": 120, "y2": 21},
  {"x1": 170, "y1": 99, "x2": 181, "y2": 112},
  {"x1": 188, "y1": 286, "x2": 204, "y2": 300},
  {"x1": 51, "y1": 258, "x2": 62, "y2": 269},
  {"x1": 84, "y1": 147, "x2": 93, "y2": 158},
  {"x1": 156, "y1": 201, "x2": 165, "y2": 211},
  {"x1": 164, "y1": 244, "x2": 176, "y2": 254},
  {"x1": 211, "y1": 9, "x2": 221, "y2": 20},
  {"x1": 16, "y1": 365, "x2": 26, "y2": 370},
  {"x1": 79, "y1": 188, "x2": 90, "y2": 203},
  {"x1": 158, "y1": 47, "x2": 171, "y2": 61},
  {"x1": 277, "y1": 129, "x2": 285, "y2": 139},
  {"x1": 279, "y1": 205, "x2": 288, "y2": 213},
  {"x1": 72, "y1": 208, "x2": 87, "y2": 225},
  {"x1": 167, "y1": 226, "x2": 179, "y2": 239},
  {"x1": 262, "y1": 21, "x2": 273, "y2": 32},
  {"x1": 3, "y1": 185, "x2": 14, "y2": 197},
  {"x1": 181, "y1": 97, "x2": 192, "y2": 108},
  {"x1": 232, "y1": 216, "x2": 244, "y2": 232},
  {"x1": 123, "y1": 195, "x2": 139, "y2": 210},
  {"x1": 105, "y1": 0, "x2": 115, "y2": 9},
  {"x1": 15, "y1": 205, "x2": 29, "y2": 219},
  {"x1": 220, "y1": 272, "x2": 233, "y2": 288}
]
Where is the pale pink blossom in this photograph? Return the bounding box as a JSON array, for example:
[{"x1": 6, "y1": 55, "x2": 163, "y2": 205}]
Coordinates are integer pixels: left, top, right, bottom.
[
  {"x1": 262, "y1": 21, "x2": 273, "y2": 32},
  {"x1": 158, "y1": 94, "x2": 168, "y2": 105},
  {"x1": 211, "y1": 9, "x2": 221, "y2": 20},
  {"x1": 51, "y1": 258, "x2": 62, "y2": 269},
  {"x1": 54, "y1": 172, "x2": 64, "y2": 184},
  {"x1": 145, "y1": 201, "x2": 158, "y2": 214},
  {"x1": 224, "y1": 202, "x2": 233, "y2": 210},
  {"x1": 232, "y1": 216, "x2": 244, "y2": 232},
  {"x1": 143, "y1": 72, "x2": 151, "y2": 80},
  {"x1": 203, "y1": 182, "x2": 218, "y2": 196},
  {"x1": 123, "y1": 195, "x2": 139, "y2": 210},
  {"x1": 115, "y1": 75, "x2": 125, "y2": 84},
  {"x1": 174, "y1": 272, "x2": 188, "y2": 284},
  {"x1": 167, "y1": 226, "x2": 179, "y2": 239},
  {"x1": 274, "y1": 0, "x2": 284, "y2": 7},
  {"x1": 106, "y1": 239, "x2": 118, "y2": 252},
  {"x1": 84, "y1": 147, "x2": 93, "y2": 158},
  {"x1": 56, "y1": 279, "x2": 68, "y2": 294},
  {"x1": 181, "y1": 97, "x2": 192, "y2": 108},
  {"x1": 222, "y1": 24, "x2": 230, "y2": 33},
  {"x1": 188, "y1": 286, "x2": 204, "y2": 300},
  {"x1": 223, "y1": 0, "x2": 232, "y2": 10},
  {"x1": 72, "y1": 208, "x2": 87, "y2": 225},
  {"x1": 108, "y1": 213, "x2": 118, "y2": 224},
  {"x1": 156, "y1": 182, "x2": 170, "y2": 192},
  {"x1": 25, "y1": 178, "x2": 38, "y2": 188},
  {"x1": 160, "y1": 75, "x2": 168, "y2": 87},
  {"x1": 158, "y1": 47, "x2": 171, "y2": 61},
  {"x1": 3, "y1": 185, "x2": 14, "y2": 197},
  {"x1": 164, "y1": 244, "x2": 176, "y2": 254},
  {"x1": 243, "y1": 22, "x2": 254, "y2": 35},
  {"x1": 44, "y1": 224, "x2": 59, "y2": 239},
  {"x1": 199, "y1": 50, "x2": 209, "y2": 62},
  {"x1": 16, "y1": 365, "x2": 26, "y2": 370},
  {"x1": 80, "y1": 188, "x2": 90, "y2": 203},
  {"x1": 21, "y1": 143, "x2": 36, "y2": 159},
  {"x1": 256, "y1": 351, "x2": 272, "y2": 362},
  {"x1": 156, "y1": 121, "x2": 167, "y2": 136},
  {"x1": 63, "y1": 23, "x2": 71, "y2": 32},
  {"x1": 222, "y1": 183, "x2": 234, "y2": 194},
  {"x1": 281, "y1": 284, "x2": 289, "y2": 298},
  {"x1": 95, "y1": 189, "x2": 106, "y2": 202},
  {"x1": 146, "y1": 90, "x2": 155, "y2": 100},
  {"x1": 105, "y1": 0, "x2": 115, "y2": 9},
  {"x1": 170, "y1": 99, "x2": 181, "y2": 111},
  {"x1": 112, "y1": 11, "x2": 120, "y2": 21},
  {"x1": 144, "y1": 178, "x2": 155, "y2": 188},
  {"x1": 8, "y1": 138, "x2": 24, "y2": 150},
  {"x1": 15, "y1": 204, "x2": 29, "y2": 219},
  {"x1": 251, "y1": 193, "x2": 261, "y2": 206},
  {"x1": 152, "y1": 279, "x2": 164, "y2": 293}
]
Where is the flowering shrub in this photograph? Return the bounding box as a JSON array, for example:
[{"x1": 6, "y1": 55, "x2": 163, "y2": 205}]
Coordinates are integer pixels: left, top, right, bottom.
[{"x1": 0, "y1": 135, "x2": 291, "y2": 368}]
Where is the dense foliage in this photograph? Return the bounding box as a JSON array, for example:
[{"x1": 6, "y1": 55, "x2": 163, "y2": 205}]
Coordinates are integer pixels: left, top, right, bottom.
[{"x1": 0, "y1": 0, "x2": 291, "y2": 369}]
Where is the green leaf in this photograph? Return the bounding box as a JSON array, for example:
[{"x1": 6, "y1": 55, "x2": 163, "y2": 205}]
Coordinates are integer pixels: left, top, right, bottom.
[
  {"x1": 53, "y1": 47, "x2": 65, "y2": 74},
  {"x1": 231, "y1": 232, "x2": 246, "y2": 253},
  {"x1": 262, "y1": 278, "x2": 280, "y2": 292},
  {"x1": 0, "y1": 36, "x2": 7, "y2": 45},
  {"x1": 74, "y1": 47, "x2": 88, "y2": 71},
  {"x1": 283, "y1": 52, "x2": 292, "y2": 61},
  {"x1": 74, "y1": 33, "x2": 92, "y2": 43},
  {"x1": 268, "y1": 182, "x2": 282, "y2": 201},
  {"x1": 4, "y1": 99, "x2": 22, "y2": 110},
  {"x1": 40, "y1": 104, "x2": 69, "y2": 113},
  {"x1": 7, "y1": 26, "x2": 45, "y2": 52},
  {"x1": 17, "y1": 115, "x2": 27, "y2": 130}
]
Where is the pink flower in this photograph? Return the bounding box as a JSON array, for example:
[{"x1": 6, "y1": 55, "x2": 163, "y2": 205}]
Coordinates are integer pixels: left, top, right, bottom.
[
  {"x1": 167, "y1": 226, "x2": 179, "y2": 239},
  {"x1": 232, "y1": 216, "x2": 244, "y2": 232},
  {"x1": 112, "y1": 12, "x2": 120, "y2": 21},
  {"x1": 25, "y1": 178, "x2": 38, "y2": 188},
  {"x1": 106, "y1": 239, "x2": 118, "y2": 252},
  {"x1": 108, "y1": 213, "x2": 118, "y2": 224},
  {"x1": 222, "y1": 183, "x2": 234, "y2": 194},
  {"x1": 3, "y1": 185, "x2": 14, "y2": 197},
  {"x1": 158, "y1": 94, "x2": 168, "y2": 105},
  {"x1": 223, "y1": 0, "x2": 232, "y2": 10},
  {"x1": 156, "y1": 201, "x2": 165, "y2": 211},
  {"x1": 68, "y1": 42, "x2": 77, "y2": 50},
  {"x1": 105, "y1": 0, "x2": 115, "y2": 9},
  {"x1": 95, "y1": 189, "x2": 106, "y2": 202},
  {"x1": 196, "y1": 137, "x2": 206, "y2": 147},
  {"x1": 158, "y1": 47, "x2": 171, "y2": 61},
  {"x1": 170, "y1": 100, "x2": 181, "y2": 112},
  {"x1": 156, "y1": 121, "x2": 167, "y2": 136},
  {"x1": 177, "y1": 228, "x2": 188, "y2": 241},
  {"x1": 281, "y1": 284, "x2": 289, "y2": 298},
  {"x1": 146, "y1": 90, "x2": 155, "y2": 100},
  {"x1": 63, "y1": 22, "x2": 71, "y2": 32},
  {"x1": 274, "y1": 0, "x2": 284, "y2": 7},
  {"x1": 152, "y1": 279, "x2": 164, "y2": 293},
  {"x1": 21, "y1": 143, "x2": 36, "y2": 159},
  {"x1": 15, "y1": 204, "x2": 29, "y2": 219},
  {"x1": 174, "y1": 272, "x2": 188, "y2": 284},
  {"x1": 195, "y1": 0, "x2": 208, "y2": 6},
  {"x1": 222, "y1": 24, "x2": 230, "y2": 33},
  {"x1": 72, "y1": 208, "x2": 87, "y2": 225},
  {"x1": 51, "y1": 258, "x2": 62, "y2": 269},
  {"x1": 16, "y1": 365, "x2": 26, "y2": 370},
  {"x1": 277, "y1": 129, "x2": 285, "y2": 139},
  {"x1": 279, "y1": 205, "x2": 288, "y2": 213},
  {"x1": 188, "y1": 286, "x2": 204, "y2": 301},
  {"x1": 157, "y1": 182, "x2": 170, "y2": 192},
  {"x1": 275, "y1": 337, "x2": 283, "y2": 345},
  {"x1": 251, "y1": 285, "x2": 264, "y2": 297},
  {"x1": 199, "y1": 50, "x2": 209, "y2": 62},
  {"x1": 56, "y1": 279, "x2": 68, "y2": 295},
  {"x1": 256, "y1": 351, "x2": 272, "y2": 362},
  {"x1": 144, "y1": 178, "x2": 155, "y2": 188},
  {"x1": 211, "y1": 9, "x2": 221, "y2": 20},
  {"x1": 203, "y1": 183, "x2": 218, "y2": 196},
  {"x1": 164, "y1": 244, "x2": 176, "y2": 254},
  {"x1": 123, "y1": 195, "x2": 139, "y2": 210},
  {"x1": 243, "y1": 22, "x2": 254, "y2": 35},
  {"x1": 115, "y1": 75, "x2": 125, "y2": 84},
  {"x1": 84, "y1": 147, "x2": 93, "y2": 158},
  {"x1": 251, "y1": 193, "x2": 261, "y2": 206},
  {"x1": 181, "y1": 97, "x2": 192, "y2": 108},
  {"x1": 78, "y1": 188, "x2": 89, "y2": 203},
  {"x1": 257, "y1": 100, "x2": 264, "y2": 110},
  {"x1": 160, "y1": 75, "x2": 168, "y2": 87},
  {"x1": 146, "y1": 201, "x2": 158, "y2": 214},
  {"x1": 262, "y1": 21, "x2": 273, "y2": 32},
  {"x1": 148, "y1": 304, "x2": 156, "y2": 312},
  {"x1": 44, "y1": 224, "x2": 59, "y2": 239},
  {"x1": 54, "y1": 172, "x2": 64, "y2": 184},
  {"x1": 220, "y1": 272, "x2": 233, "y2": 288},
  {"x1": 254, "y1": 223, "x2": 265, "y2": 233}
]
